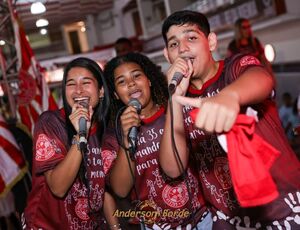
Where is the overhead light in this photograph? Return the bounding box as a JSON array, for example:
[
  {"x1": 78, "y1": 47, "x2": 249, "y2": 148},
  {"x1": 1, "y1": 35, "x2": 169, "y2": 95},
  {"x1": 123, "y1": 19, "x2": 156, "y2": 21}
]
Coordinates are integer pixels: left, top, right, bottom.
[
  {"x1": 31, "y1": 2, "x2": 46, "y2": 14},
  {"x1": 0, "y1": 40, "x2": 5, "y2": 46},
  {"x1": 36, "y1": 19, "x2": 49, "y2": 27},
  {"x1": 264, "y1": 44, "x2": 276, "y2": 62},
  {"x1": 40, "y1": 28, "x2": 47, "y2": 35}
]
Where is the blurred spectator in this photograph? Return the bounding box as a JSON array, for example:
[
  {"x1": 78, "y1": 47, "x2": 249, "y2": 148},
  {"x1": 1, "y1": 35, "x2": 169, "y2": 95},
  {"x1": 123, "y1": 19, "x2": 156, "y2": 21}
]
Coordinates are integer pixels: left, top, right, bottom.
[
  {"x1": 278, "y1": 92, "x2": 293, "y2": 134},
  {"x1": 114, "y1": 37, "x2": 134, "y2": 56},
  {"x1": 227, "y1": 18, "x2": 273, "y2": 73},
  {"x1": 286, "y1": 98, "x2": 300, "y2": 141}
]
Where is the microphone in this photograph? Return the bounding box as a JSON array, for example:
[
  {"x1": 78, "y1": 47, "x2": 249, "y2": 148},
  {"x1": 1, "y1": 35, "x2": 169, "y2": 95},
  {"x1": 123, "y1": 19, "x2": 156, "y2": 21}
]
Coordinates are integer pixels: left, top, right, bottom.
[
  {"x1": 168, "y1": 72, "x2": 183, "y2": 95},
  {"x1": 75, "y1": 97, "x2": 90, "y2": 148},
  {"x1": 127, "y1": 98, "x2": 141, "y2": 156}
]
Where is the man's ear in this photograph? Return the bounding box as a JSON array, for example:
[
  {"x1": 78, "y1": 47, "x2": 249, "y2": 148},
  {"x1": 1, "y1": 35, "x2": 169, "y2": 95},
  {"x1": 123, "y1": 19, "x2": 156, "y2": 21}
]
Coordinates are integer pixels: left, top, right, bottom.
[
  {"x1": 208, "y1": 32, "x2": 217, "y2": 52},
  {"x1": 113, "y1": 91, "x2": 119, "y2": 100},
  {"x1": 163, "y1": 47, "x2": 171, "y2": 63}
]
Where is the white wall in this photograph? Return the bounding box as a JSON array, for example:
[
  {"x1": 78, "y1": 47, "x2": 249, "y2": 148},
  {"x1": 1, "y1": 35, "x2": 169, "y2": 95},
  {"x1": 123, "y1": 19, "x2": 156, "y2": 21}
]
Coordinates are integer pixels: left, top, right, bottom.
[{"x1": 122, "y1": 9, "x2": 137, "y2": 38}]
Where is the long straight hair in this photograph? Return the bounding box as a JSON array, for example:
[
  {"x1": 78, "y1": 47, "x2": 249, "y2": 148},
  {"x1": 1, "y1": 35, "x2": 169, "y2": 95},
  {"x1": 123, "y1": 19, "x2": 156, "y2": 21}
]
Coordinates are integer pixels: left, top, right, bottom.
[{"x1": 61, "y1": 57, "x2": 110, "y2": 146}]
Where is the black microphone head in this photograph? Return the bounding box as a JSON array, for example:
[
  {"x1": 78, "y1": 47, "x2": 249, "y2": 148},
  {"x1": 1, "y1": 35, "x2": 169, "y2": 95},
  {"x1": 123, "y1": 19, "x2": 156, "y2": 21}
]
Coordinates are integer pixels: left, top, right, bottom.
[{"x1": 128, "y1": 98, "x2": 141, "y2": 114}]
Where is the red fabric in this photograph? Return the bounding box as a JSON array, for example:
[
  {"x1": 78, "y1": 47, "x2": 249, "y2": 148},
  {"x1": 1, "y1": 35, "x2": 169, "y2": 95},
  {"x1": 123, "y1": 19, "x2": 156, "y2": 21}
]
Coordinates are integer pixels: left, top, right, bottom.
[
  {"x1": 0, "y1": 115, "x2": 27, "y2": 197},
  {"x1": 190, "y1": 109, "x2": 280, "y2": 207},
  {"x1": 8, "y1": 1, "x2": 58, "y2": 135}
]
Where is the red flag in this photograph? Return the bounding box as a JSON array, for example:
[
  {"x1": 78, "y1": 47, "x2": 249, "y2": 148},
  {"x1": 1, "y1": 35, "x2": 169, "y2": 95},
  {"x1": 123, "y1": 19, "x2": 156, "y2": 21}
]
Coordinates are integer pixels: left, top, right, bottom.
[
  {"x1": 0, "y1": 114, "x2": 27, "y2": 197},
  {"x1": 8, "y1": 1, "x2": 58, "y2": 134}
]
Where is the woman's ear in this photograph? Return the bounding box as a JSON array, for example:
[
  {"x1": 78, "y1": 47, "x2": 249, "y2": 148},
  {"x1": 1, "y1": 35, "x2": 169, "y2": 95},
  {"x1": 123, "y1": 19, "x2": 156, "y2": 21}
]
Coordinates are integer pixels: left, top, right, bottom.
[{"x1": 208, "y1": 32, "x2": 217, "y2": 52}]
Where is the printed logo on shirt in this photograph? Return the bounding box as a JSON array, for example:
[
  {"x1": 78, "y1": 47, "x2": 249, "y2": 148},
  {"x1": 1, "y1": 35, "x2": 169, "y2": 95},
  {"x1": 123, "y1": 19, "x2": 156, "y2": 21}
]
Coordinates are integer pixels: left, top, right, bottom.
[
  {"x1": 102, "y1": 149, "x2": 116, "y2": 174},
  {"x1": 75, "y1": 198, "x2": 90, "y2": 221},
  {"x1": 35, "y1": 134, "x2": 56, "y2": 161},
  {"x1": 214, "y1": 157, "x2": 232, "y2": 190},
  {"x1": 162, "y1": 183, "x2": 189, "y2": 208},
  {"x1": 239, "y1": 55, "x2": 260, "y2": 67}
]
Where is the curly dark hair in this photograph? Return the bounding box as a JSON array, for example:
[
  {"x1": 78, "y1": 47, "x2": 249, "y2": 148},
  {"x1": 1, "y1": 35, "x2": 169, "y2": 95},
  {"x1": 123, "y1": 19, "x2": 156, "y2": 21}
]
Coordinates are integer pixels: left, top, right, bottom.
[
  {"x1": 103, "y1": 52, "x2": 168, "y2": 122},
  {"x1": 61, "y1": 57, "x2": 110, "y2": 145}
]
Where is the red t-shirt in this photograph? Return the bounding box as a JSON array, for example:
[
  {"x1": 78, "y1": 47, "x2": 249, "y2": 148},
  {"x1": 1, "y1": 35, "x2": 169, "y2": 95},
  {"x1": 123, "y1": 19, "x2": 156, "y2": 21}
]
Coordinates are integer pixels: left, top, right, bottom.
[
  {"x1": 129, "y1": 107, "x2": 206, "y2": 229},
  {"x1": 24, "y1": 109, "x2": 117, "y2": 229},
  {"x1": 184, "y1": 55, "x2": 300, "y2": 228}
]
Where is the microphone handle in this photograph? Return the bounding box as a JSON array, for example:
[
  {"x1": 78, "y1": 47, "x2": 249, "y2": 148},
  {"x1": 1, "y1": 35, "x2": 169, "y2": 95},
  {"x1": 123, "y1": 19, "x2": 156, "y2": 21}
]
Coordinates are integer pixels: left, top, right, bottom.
[
  {"x1": 79, "y1": 117, "x2": 87, "y2": 143},
  {"x1": 128, "y1": 126, "x2": 138, "y2": 159},
  {"x1": 168, "y1": 72, "x2": 183, "y2": 95},
  {"x1": 128, "y1": 126, "x2": 138, "y2": 141}
]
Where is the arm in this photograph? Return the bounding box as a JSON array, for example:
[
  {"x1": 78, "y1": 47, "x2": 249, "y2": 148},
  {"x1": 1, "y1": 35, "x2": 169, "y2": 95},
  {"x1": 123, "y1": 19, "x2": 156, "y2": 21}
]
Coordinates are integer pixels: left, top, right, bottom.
[
  {"x1": 159, "y1": 57, "x2": 193, "y2": 178},
  {"x1": 219, "y1": 66, "x2": 273, "y2": 106},
  {"x1": 110, "y1": 106, "x2": 140, "y2": 197},
  {"x1": 103, "y1": 192, "x2": 121, "y2": 230},
  {"x1": 110, "y1": 147, "x2": 135, "y2": 198},
  {"x1": 45, "y1": 136, "x2": 82, "y2": 197},
  {"x1": 45, "y1": 104, "x2": 93, "y2": 197},
  {"x1": 159, "y1": 99, "x2": 189, "y2": 178},
  {"x1": 175, "y1": 66, "x2": 274, "y2": 133}
]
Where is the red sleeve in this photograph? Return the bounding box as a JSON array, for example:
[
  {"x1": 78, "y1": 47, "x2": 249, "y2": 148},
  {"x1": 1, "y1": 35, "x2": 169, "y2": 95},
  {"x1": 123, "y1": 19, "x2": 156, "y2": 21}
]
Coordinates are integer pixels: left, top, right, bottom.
[
  {"x1": 227, "y1": 54, "x2": 264, "y2": 82},
  {"x1": 33, "y1": 111, "x2": 66, "y2": 175},
  {"x1": 101, "y1": 128, "x2": 118, "y2": 175}
]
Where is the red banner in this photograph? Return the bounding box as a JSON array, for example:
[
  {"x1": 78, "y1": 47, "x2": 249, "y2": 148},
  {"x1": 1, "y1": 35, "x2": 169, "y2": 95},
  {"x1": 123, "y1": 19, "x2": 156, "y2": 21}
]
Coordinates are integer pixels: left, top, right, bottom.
[{"x1": 8, "y1": 1, "x2": 58, "y2": 134}]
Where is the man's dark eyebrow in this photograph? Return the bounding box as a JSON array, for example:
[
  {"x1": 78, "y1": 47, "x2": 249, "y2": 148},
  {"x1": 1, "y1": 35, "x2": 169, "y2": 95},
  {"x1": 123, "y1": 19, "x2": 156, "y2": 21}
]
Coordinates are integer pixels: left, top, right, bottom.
[
  {"x1": 167, "y1": 35, "x2": 176, "y2": 43},
  {"x1": 167, "y1": 29, "x2": 200, "y2": 43}
]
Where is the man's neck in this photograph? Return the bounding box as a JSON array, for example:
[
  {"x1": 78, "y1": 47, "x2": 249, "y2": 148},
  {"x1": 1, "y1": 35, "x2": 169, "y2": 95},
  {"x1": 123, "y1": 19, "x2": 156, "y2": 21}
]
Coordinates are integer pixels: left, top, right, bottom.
[{"x1": 190, "y1": 61, "x2": 220, "y2": 90}]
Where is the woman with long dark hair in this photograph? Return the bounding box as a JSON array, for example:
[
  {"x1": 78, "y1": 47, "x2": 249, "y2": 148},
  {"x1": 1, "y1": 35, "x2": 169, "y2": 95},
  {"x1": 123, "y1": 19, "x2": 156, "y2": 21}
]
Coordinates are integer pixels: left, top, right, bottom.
[
  {"x1": 104, "y1": 52, "x2": 211, "y2": 229},
  {"x1": 23, "y1": 57, "x2": 119, "y2": 229}
]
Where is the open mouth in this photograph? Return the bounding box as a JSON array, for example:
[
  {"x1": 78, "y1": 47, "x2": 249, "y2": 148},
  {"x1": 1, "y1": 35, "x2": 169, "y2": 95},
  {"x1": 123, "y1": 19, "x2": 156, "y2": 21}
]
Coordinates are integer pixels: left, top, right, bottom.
[
  {"x1": 74, "y1": 97, "x2": 90, "y2": 106},
  {"x1": 129, "y1": 90, "x2": 142, "y2": 99}
]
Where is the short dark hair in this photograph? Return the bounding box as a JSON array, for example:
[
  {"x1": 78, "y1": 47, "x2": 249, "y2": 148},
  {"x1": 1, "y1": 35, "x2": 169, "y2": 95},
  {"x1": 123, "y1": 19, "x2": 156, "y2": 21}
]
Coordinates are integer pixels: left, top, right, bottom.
[
  {"x1": 61, "y1": 57, "x2": 110, "y2": 144},
  {"x1": 162, "y1": 10, "x2": 210, "y2": 45},
  {"x1": 114, "y1": 37, "x2": 133, "y2": 56},
  {"x1": 115, "y1": 37, "x2": 132, "y2": 46}
]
